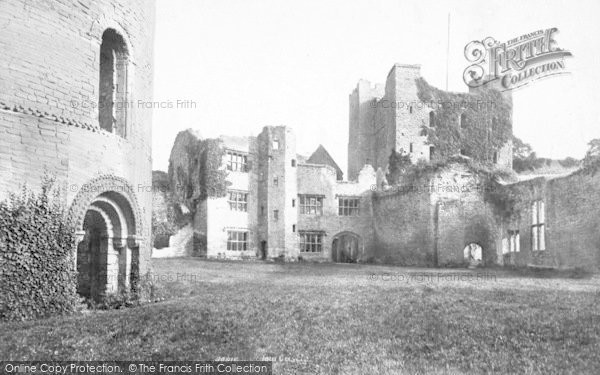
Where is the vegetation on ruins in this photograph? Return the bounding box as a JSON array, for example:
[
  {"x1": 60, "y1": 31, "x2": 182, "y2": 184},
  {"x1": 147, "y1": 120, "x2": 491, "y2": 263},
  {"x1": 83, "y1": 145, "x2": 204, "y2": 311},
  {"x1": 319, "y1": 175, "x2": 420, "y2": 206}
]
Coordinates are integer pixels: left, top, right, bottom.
[
  {"x1": 151, "y1": 171, "x2": 178, "y2": 248},
  {"x1": 167, "y1": 131, "x2": 229, "y2": 225},
  {"x1": 386, "y1": 148, "x2": 526, "y2": 221},
  {"x1": 385, "y1": 148, "x2": 412, "y2": 185},
  {"x1": 0, "y1": 175, "x2": 78, "y2": 321},
  {"x1": 581, "y1": 138, "x2": 600, "y2": 176},
  {"x1": 484, "y1": 180, "x2": 532, "y2": 221},
  {"x1": 415, "y1": 77, "x2": 512, "y2": 162},
  {"x1": 513, "y1": 135, "x2": 580, "y2": 173}
]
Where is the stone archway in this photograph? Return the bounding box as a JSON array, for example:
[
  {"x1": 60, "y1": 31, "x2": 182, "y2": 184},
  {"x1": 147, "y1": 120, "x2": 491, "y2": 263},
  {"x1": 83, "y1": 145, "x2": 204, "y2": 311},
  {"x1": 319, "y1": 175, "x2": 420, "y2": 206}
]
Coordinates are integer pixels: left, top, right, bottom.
[
  {"x1": 69, "y1": 176, "x2": 144, "y2": 301},
  {"x1": 464, "y1": 243, "x2": 483, "y2": 268},
  {"x1": 332, "y1": 232, "x2": 361, "y2": 263}
]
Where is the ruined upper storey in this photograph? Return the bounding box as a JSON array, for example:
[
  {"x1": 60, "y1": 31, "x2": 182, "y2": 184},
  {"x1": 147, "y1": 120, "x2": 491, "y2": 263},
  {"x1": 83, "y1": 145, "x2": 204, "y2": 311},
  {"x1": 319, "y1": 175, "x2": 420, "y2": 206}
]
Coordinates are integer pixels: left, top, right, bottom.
[{"x1": 348, "y1": 64, "x2": 513, "y2": 180}]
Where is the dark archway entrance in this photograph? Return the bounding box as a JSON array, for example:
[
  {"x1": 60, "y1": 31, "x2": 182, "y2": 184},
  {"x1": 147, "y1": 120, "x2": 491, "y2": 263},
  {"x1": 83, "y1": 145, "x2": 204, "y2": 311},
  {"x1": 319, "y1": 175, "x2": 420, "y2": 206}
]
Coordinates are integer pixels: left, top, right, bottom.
[
  {"x1": 332, "y1": 232, "x2": 361, "y2": 263},
  {"x1": 77, "y1": 209, "x2": 110, "y2": 301},
  {"x1": 464, "y1": 243, "x2": 483, "y2": 268},
  {"x1": 260, "y1": 241, "x2": 267, "y2": 260},
  {"x1": 73, "y1": 189, "x2": 141, "y2": 302}
]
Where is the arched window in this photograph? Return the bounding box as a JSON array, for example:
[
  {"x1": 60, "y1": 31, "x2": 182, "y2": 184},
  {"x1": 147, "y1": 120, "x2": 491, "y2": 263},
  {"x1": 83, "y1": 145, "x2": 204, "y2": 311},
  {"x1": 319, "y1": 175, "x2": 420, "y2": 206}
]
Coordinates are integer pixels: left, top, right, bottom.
[
  {"x1": 99, "y1": 29, "x2": 129, "y2": 137},
  {"x1": 491, "y1": 116, "x2": 498, "y2": 131},
  {"x1": 460, "y1": 113, "x2": 467, "y2": 129},
  {"x1": 429, "y1": 111, "x2": 435, "y2": 127}
]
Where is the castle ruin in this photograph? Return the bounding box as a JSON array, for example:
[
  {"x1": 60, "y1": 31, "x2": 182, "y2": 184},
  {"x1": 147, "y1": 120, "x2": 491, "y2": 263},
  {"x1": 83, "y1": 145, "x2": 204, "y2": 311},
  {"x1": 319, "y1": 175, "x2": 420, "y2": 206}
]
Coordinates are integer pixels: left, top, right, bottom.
[{"x1": 164, "y1": 63, "x2": 600, "y2": 271}]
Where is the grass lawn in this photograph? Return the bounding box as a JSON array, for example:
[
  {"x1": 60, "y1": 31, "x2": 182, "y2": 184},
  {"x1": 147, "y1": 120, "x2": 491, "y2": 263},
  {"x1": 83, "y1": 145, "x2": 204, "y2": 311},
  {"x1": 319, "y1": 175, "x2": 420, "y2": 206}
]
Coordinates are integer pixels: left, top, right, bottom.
[{"x1": 1, "y1": 258, "x2": 600, "y2": 374}]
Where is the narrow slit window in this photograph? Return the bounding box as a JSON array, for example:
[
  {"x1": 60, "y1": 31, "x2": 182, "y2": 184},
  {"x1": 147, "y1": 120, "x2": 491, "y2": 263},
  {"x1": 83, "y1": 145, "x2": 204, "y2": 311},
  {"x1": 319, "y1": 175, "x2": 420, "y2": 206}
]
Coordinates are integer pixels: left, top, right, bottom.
[{"x1": 99, "y1": 29, "x2": 129, "y2": 137}]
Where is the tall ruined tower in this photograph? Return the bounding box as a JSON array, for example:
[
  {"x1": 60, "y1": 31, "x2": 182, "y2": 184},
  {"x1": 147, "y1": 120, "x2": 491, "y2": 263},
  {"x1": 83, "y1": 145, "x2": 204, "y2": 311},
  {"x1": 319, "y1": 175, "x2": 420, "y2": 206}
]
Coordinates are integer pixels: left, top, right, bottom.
[
  {"x1": 0, "y1": 1, "x2": 155, "y2": 299},
  {"x1": 348, "y1": 63, "x2": 513, "y2": 180},
  {"x1": 257, "y1": 126, "x2": 299, "y2": 260},
  {"x1": 348, "y1": 80, "x2": 384, "y2": 181},
  {"x1": 349, "y1": 64, "x2": 430, "y2": 180}
]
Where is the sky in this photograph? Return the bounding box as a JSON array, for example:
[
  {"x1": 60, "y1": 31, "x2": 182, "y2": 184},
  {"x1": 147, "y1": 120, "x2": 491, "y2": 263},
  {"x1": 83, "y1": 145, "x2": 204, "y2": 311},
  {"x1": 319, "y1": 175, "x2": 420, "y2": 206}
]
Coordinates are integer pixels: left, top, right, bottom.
[{"x1": 152, "y1": 0, "x2": 600, "y2": 173}]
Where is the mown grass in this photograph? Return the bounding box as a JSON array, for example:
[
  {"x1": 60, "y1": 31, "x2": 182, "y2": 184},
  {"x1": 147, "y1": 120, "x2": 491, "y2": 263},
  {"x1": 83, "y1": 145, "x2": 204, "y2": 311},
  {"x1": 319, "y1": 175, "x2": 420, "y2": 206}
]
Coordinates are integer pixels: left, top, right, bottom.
[{"x1": 1, "y1": 258, "x2": 600, "y2": 374}]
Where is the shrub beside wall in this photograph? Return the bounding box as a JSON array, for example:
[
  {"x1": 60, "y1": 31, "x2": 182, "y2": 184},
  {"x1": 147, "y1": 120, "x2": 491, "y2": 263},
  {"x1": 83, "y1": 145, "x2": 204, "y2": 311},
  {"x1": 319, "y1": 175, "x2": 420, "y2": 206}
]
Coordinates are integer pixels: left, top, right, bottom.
[{"x1": 0, "y1": 177, "x2": 78, "y2": 321}]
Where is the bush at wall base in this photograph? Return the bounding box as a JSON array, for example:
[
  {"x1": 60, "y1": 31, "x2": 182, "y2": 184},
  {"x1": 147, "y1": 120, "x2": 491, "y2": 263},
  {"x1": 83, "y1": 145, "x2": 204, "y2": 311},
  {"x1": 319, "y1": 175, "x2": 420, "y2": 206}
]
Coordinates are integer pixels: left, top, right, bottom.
[{"x1": 0, "y1": 177, "x2": 78, "y2": 321}]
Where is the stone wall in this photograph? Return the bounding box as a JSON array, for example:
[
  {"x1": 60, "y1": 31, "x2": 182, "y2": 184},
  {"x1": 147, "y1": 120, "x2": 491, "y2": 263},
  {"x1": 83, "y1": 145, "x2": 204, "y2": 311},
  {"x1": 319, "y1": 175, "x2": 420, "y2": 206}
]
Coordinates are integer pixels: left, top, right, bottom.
[
  {"x1": 348, "y1": 80, "x2": 384, "y2": 180},
  {"x1": 431, "y1": 164, "x2": 498, "y2": 266},
  {"x1": 0, "y1": 0, "x2": 155, "y2": 286},
  {"x1": 373, "y1": 162, "x2": 500, "y2": 266},
  {"x1": 198, "y1": 135, "x2": 259, "y2": 259},
  {"x1": 296, "y1": 164, "x2": 376, "y2": 262},
  {"x1": 348, "y1": 64, "x2": 513, "y2": 180},
  {"x1": 372, "y1": 185, "x2": 434, "y2": 265},
  {"x1": 256, "y1": 126, "x2": 299, "y2": 260},
  {"x1": 502, "y1": 171, "x2": 600, "y2": 270}
]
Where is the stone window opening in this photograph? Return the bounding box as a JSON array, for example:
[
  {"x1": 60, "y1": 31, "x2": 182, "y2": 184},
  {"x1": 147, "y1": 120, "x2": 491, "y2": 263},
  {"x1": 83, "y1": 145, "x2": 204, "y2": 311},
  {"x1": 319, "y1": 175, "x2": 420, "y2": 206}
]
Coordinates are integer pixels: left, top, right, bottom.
[
  {"x1": 226, "y1": 230, "x2": 248, "y2": 251},
  {"x1": 272, "y1": 140, "x2": 280, "y2": 150},
  {"x1": 460, "y1": 113, "x2": 467, "y2": 129},
  {"x1": 409, "y1": 143, "x2": 414, "y2": 153},
  {"x1": 300, "y1": 231, "x2": 323, "y2": 253},
  {"x1": 429, "y1": 146, "x2": 435, "y2": 160},
  {"x1": 227, "y1": 190, "x2": 248, "y2": 212},
  {"x1": 429, "y1": 111, "x2": 435, "y2": 127},
  {"x1": 292, "y1": 198, "x2": 296, "y2": 207},
  {"x1": 299, "y1": 194, "x2": 323, "y2": 215},
  {"x1": 508, "y1": 230, "x2": 520, "y2": 253},
  {"x1": 531, "y1": 200, "x2": 546, "y2": 251},
  {"x1": 492, "y1": 116, "x2": 498, "y2": 131},
  {"x1": 226, "y1": 151, "x2": 248, "y2": 172},
  {"x1": 338, "y1": 197, "x2": 360, "y2": 216},
  {"x1": 273, "y1": 210, "x2": 279, "y2": 221},
  {"x1": 99, "y1": 29, "x2": 129, "y2": 137},
  {"x1": 291, "y1": 159, "x2": 296, "y2": 167},
  {"x1": 292, "y1": 224, "x2": 296, "y2": 232}
]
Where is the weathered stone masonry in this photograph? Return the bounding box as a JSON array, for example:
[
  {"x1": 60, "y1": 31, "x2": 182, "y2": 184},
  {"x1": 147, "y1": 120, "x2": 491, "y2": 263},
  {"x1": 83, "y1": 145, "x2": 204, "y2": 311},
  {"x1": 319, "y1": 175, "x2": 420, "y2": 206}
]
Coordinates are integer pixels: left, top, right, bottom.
[
  {"x1": 169, "y1": 127, "x2": 376, "y2": 263},
  {"x1": 0, "y1": 0, "x2": 155, "y2": 299},
  {"x1": 348, "y1": 64, "x2": 512, "y2": 180},
  {"x1": 500, "y1": 171, "x2": 600, "y2": 270},
  {"x1": 166, "y1": 63, "x2": 597, "y2": 271}
]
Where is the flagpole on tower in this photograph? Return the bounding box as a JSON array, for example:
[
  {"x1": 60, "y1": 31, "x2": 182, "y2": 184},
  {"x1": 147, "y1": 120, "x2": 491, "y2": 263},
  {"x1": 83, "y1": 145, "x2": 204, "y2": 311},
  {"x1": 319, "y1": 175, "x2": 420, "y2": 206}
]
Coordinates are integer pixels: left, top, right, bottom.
[{"x1": 446, "y1": 12, "x2": 450, "y2": 91}]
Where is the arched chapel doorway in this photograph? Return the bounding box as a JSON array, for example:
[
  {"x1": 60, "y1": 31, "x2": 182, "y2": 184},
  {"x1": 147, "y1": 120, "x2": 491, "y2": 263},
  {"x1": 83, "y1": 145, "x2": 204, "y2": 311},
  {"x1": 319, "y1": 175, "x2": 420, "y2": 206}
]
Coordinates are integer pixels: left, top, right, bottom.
[
  {"x1": 332, "y1": 232, "x2": 361, "y2": 263},
  {"x1": 70, "y1": 177, "x2": 144, "y2": 302}
]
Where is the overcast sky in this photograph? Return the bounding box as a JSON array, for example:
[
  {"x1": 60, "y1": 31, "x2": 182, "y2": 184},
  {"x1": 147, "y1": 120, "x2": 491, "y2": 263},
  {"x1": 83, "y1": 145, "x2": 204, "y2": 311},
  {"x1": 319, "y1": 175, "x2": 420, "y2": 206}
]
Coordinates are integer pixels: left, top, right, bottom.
[{"x1": 152, "y1": 0, "x2": 600, "y2": 173}]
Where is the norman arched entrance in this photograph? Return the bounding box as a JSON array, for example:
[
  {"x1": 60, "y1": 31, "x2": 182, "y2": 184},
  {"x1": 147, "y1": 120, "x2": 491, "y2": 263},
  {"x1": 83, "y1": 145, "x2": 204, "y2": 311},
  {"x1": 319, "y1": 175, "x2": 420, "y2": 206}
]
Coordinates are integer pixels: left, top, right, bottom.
[
  {"x1": 69, "y1": 176, "x2": 144, "y2": 301},
  {"x1": 464, "y1": 242, "x2": 483, "y2": 268},
  {"x1": 332, "y1": 232, "x2": 361, "y2": 263}
]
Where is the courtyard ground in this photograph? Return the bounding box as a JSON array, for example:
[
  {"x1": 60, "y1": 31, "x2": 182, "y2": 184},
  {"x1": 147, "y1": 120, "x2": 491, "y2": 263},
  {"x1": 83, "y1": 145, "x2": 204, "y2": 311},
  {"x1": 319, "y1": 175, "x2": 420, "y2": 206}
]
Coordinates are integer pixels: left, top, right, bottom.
[{"x1": 1, "y1": 258, "x2": 600, "y2": 374}]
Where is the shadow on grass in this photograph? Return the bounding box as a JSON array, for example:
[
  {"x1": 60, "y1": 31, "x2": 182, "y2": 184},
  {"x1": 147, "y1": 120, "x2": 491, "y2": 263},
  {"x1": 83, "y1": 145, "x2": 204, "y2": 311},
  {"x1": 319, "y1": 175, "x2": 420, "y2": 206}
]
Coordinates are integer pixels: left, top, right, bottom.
[{"x1": 503, "y1": 266, "x2": 594, "y2": 279}]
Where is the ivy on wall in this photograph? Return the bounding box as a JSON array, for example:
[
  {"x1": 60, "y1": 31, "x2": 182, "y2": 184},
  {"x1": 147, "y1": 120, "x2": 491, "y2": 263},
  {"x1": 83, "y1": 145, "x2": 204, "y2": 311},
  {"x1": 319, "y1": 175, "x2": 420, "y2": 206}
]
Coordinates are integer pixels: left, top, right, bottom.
[
  {"x1": 0, "y1": 176, "x2": 78, "y2": 321},
  {"x1": 388, "y1": 150, "x2": 525, "y2": 222},
  {"x1": 581, "y1": 138, "x2": 600, "y2": 176},
  {"x1": 167, "y1": 130, "x2": 228, "y2": 223},
  {"x1": 415, "y1": 77, "x2": 512, "y2": 163},
  {"x1": 386, "y1": 148, "x2": 412, "y2": 185},
  {"x1": 484, "y1": 180, "x2": 532, "y2": 222}
]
